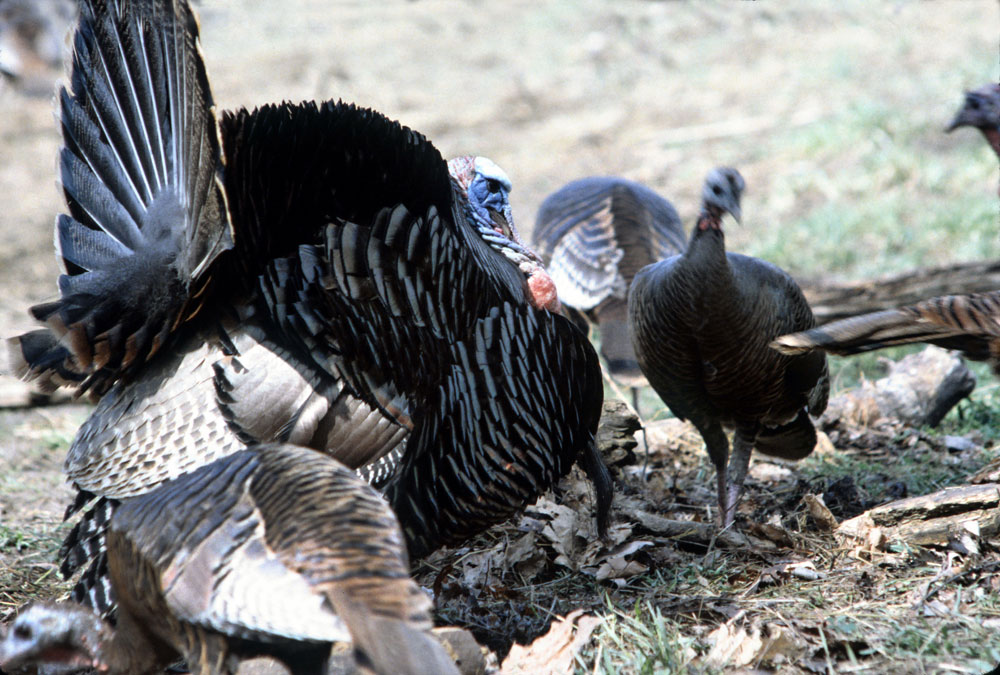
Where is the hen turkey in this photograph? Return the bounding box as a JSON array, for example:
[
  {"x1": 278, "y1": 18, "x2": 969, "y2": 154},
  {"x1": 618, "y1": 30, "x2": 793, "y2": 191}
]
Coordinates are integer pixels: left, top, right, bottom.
[
  {"x1": 947, "y1": 82, "x2": 1000, "y2": 195},
  {"x1": 533, "y1": 177, "x2": 686, "y2": 407},
  {"x1": 629, "y1": 168, "x2": 829, "y2": 527},
  {"x1": 0, "y1": 444, "x2": 460, "y2": 675},
  {"x1": 8, "y1": 0, "x2": 610, "y2": 617}
]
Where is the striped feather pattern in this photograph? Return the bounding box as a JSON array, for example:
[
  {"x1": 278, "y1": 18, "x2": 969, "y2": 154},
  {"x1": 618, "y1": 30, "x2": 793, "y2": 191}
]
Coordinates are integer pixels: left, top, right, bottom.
[
  {"x1": 533, "y1": 177, "x2": 686, "y2": 386},
  {"x1": 106, "y1": 444, "x2": 457, "y2": 674},
  {"x1": 772, "y1": 291, "x2": 1000, "y2": 372}
]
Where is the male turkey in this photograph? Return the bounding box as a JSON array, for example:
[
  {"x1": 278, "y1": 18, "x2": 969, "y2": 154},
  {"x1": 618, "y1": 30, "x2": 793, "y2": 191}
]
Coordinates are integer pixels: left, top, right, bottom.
[
  {"x1": 9, "y1": 0, "x2": 609, "y2": 616},
  {"x1": 629, "y1": 168, "x2": 829, "y2": 527},
  {"x1": 0, "y1": 444, "x2": 460, "y2": 675},
  {"x1": 533, "y1": 177, "x2": 687, "y2": 407},
  {"x1": 947, "y1": 82, "x2": 1000, "y2": 194},
  {"x1": 773, "y1": 291, "x2": 1000, "y2": 375}
]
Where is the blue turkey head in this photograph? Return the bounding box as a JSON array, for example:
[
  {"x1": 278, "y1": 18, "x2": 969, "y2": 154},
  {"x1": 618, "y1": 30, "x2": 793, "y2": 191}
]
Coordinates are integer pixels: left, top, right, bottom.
[
  {"x1": 701, "y1": 167, "x2": 744, "y2": 224},
  {"x1": 448, "y1": 156, "x2": 559, "y2": 311}
]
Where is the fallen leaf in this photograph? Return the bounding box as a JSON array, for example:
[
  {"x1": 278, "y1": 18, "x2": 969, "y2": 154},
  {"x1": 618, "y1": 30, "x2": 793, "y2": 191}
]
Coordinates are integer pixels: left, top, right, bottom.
[
  {"x1": 802, "y1": 494, "x2": 838, "y2": 531},
  {"x1": 706, "y1": 620, "x2": 762, "y2": 668},
  {"x1": 706, "y1": 619, "x2": 807, "y2": 668},
  {"x1": 501, "y1": 610, "x2": 600, "y2": 675},
  {"x1": 593, "y1": 540, "x2": 652, "y2": 582}
]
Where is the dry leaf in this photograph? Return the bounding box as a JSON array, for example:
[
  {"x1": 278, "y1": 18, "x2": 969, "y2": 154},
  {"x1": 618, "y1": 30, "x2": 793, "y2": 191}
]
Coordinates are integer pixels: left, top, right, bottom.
[
  {"x1": 593, "y1": 540, "x2": 652, "y2": 583},
  {"x1": 802, "y1": 494, "x2": 838, "y2": 531},
  {"x1": 501, "y1": 610, "x2": 600, "y2": 675},
  {"x1": 706, "y1": 621, "x2": 762, "y2": 667},
  {"x1": 706, "y1": 619, "x2": 806, "y2": 668},
  {"x1": 535, "y1": 498, "x2": 584, "y2": 568}
]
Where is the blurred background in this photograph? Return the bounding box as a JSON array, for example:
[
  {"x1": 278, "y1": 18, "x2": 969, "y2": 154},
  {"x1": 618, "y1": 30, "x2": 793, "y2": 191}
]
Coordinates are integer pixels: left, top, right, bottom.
[{"x1": 1, "y1": 0, "x2": 997, "y2": 359}]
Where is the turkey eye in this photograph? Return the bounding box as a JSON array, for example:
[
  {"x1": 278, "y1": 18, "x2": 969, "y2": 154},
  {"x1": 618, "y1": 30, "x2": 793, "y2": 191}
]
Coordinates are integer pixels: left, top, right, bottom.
[
  {"x1": 712, "y1": 185, "x2": 723, "y2": 196},
  {"x1": 486, "y1": 179, "x2": 501, "y2": 194}
]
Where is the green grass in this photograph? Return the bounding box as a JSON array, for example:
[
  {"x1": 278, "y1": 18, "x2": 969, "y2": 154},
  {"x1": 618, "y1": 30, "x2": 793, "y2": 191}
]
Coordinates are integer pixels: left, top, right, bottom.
[
  {"x1": 580, "y1": 599, "x2": 701, "y2": 675},
  {"x1": 746, "y1": 96, "x2": 1000, "y2": 280}
]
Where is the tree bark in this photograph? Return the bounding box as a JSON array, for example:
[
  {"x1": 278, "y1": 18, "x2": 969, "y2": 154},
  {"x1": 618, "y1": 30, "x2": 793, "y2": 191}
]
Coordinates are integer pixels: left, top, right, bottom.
[{"x1": 836, "y1": 483, "x2": 1000, "y2": 549}]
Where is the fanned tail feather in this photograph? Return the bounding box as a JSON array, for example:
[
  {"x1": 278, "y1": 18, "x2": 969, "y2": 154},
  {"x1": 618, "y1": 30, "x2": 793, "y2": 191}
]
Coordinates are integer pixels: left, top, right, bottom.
[
  {"x1": 773, "y1": 293, "x2": 1000, "y2": 369},
  {"x1": 772, "y1": 309, "x2": 964, "y2": 356},
  {"x1": 17, "y1": 0, "x2": 231, "y2": 396},
  {"x1": 6, "y1": 329, "x2": 85, "y2": 391}
]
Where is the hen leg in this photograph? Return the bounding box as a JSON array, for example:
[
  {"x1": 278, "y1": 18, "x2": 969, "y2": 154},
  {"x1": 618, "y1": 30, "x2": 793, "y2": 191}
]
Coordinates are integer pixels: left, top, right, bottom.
[
  {"x1": 722, "y1": 428, "x2": 757, "y2": 527},
  {"x1": 698, "y1": 422, "x2": 735, "y2": 527}
]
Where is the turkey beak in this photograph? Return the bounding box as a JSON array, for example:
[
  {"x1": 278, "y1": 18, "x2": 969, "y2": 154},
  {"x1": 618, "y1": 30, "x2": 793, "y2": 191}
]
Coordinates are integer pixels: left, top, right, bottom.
[
  {"x1": 489, "y1": 208, "x2": 512, "y2": 238},
  {"x1": 946, "y1": 92, "x2": 983, "y2": 132},
  {"x1": 729, "y1": 204, "x2": 742, "y2": 225}
]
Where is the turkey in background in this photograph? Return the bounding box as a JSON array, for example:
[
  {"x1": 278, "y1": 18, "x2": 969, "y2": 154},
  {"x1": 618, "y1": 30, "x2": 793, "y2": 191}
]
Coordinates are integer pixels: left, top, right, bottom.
[
  {"x1": 629, "y1": 167, "x2": 829, "y2": 527},
  {"x1": 533, "y1": 176, "x2": 687, "y2": 414},
  {"x1": 946, "y1": 82, "x2": 1000, "y2": 195}
]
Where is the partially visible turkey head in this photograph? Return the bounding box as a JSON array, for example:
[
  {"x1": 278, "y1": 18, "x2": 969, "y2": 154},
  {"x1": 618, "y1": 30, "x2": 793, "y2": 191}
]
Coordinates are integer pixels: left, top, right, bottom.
[
  {"x1": 946, "y1": 82, "x2": 1000, "y2": 195},
  {"x1": 0, "y1": 603, "x2": 121, "y2": 673},
  {"x1": 449, "y1": 156, "x2": 560, "y2": 312}
]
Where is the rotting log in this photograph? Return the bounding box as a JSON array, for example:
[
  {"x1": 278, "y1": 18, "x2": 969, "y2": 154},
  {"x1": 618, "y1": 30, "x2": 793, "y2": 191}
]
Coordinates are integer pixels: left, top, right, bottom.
[
  {"x1": 836, "y1": 483, "x2": 1000, "y2": 550},
  {"x1": 796, "y1": 260, "x2": 1000, "y2": 324}
]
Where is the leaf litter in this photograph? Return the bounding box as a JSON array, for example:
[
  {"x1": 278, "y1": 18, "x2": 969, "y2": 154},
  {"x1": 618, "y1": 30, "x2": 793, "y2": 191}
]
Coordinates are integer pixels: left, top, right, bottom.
[{"x1": 418, "y1": 376, "x2": 1000, "y2": 673}]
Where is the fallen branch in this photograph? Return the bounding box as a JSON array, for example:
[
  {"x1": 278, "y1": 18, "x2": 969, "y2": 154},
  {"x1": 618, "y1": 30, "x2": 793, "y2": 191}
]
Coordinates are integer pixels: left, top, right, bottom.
[
  {"x1": 797, "y1": 260, "x2": 1000, "y2": 324},
  {"x1": 836, "y1": 483, "x2": 1000, "y2": 550}
]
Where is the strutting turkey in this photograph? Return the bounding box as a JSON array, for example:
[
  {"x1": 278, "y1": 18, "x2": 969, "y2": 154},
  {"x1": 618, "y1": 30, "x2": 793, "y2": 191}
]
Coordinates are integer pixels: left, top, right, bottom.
[
  {"x1": 628, "y1": 168, "x2": 829, "y2": 527},
  {"x1": 533, "y1": 177, "x2": 687, "y2": 412},
  {"x1": 773, "y1": 291, "x2": 1000, "y2": 375},
  {"x1": 0, "y1": 444, "x2": 461, "y2": 675},
  {"x1": 8, "y1": 0, "x2": 610, "y2": 618},
  {"x1": 946, "y1": 82, "x2": 1000, "y2": 194}
]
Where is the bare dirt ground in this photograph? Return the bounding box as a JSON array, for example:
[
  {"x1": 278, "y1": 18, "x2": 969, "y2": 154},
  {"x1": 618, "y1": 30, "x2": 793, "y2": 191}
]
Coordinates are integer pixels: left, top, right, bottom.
[{"x1": 1, "y1": 1, "x2": 999, "y2": 673}]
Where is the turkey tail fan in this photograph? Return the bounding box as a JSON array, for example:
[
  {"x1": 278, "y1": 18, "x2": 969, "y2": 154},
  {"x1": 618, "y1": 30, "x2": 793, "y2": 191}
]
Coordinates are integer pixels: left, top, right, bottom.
[
  {"x1": 533, "y1": 178, "x2": 686, "y2": 392},
  {"x1": 19, "y1": 0, "x2": 232, "y2": 396},
  {"x1": 772, "y1": 293, "x2": 1000, "y2": 366}
]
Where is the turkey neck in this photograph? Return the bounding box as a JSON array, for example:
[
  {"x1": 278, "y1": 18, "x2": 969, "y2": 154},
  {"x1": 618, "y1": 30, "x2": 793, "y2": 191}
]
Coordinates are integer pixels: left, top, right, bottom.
[
  {"x1": 983, "y1": 127, "x2": 1000, "y2": 160},
  {"x1": 681, "y1": 207, "x2": 737, "y2": 305}
]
